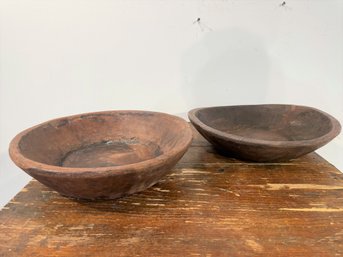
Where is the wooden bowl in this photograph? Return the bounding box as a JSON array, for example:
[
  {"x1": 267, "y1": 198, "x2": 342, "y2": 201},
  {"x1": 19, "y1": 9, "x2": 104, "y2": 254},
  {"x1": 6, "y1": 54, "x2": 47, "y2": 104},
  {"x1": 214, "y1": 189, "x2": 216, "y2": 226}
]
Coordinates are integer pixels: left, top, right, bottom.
[
  {"x1": 189, "y1": 105, "x2": 341, "y2": 162},
  {"x1": 9, "y1": 111, "x2": 192, "y2": 199}
]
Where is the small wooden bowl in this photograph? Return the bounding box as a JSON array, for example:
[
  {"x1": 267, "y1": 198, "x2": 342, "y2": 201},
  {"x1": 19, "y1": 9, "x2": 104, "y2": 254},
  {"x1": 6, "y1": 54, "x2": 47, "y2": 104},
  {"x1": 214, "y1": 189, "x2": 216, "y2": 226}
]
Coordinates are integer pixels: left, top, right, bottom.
[
  {"x1": 189, "y1": 105, "x2": 341, "y2": 162},
  {"x1": 9, "y1": 111, "x2": 192, "y2": 199}
]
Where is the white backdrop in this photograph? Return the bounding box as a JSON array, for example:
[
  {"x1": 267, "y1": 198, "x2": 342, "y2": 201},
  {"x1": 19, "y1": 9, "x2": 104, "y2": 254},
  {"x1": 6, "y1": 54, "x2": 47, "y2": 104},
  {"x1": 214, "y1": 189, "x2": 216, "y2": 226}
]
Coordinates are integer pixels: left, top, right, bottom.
[{"x1": 0, "y1": 0, "x2": 342, "y2": 207}]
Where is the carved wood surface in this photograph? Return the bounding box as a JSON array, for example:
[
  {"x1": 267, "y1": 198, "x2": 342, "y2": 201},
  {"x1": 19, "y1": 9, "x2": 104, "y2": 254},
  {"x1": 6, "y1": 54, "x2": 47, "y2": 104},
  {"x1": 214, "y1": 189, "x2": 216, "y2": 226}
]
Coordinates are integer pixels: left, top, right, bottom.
[{"x1": 0, "y1": 127, "x2": 342, "y2": 256}]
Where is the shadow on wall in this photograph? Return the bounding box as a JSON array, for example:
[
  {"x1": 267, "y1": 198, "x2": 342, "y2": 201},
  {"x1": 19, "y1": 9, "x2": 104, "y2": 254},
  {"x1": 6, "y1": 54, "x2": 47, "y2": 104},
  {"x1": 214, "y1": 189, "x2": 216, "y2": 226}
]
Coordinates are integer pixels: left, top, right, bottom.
[
  {"x1": 0, "y1": 152, "x2": 31, "y2": 208},
  {"x1": 181, "y1": 28, "x2": 270, "y2": 108}
]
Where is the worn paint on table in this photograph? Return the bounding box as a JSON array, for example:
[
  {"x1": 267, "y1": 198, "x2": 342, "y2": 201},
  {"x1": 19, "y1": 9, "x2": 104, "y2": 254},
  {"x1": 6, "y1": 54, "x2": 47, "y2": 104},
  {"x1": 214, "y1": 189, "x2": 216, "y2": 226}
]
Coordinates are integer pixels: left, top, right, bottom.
[{"x1": 0, "y1": 127, "x2": 342, "y2": 256}]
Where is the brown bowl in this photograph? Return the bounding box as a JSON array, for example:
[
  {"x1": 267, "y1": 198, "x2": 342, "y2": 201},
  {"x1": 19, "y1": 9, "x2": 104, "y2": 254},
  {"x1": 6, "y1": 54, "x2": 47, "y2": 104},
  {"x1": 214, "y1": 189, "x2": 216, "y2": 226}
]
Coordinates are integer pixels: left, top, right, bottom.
[
  {"x1": 188, "y1": 104, "x2": 341, "y2": 162},
  {"x1": 9, "y1": 110, "x2": 192, "y2": 199}
]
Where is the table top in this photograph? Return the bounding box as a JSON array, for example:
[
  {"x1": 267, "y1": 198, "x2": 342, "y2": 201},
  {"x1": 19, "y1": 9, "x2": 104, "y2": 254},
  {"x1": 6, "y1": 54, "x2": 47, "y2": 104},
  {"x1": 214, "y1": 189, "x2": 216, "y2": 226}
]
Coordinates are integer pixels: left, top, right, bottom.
[{"x1": 0, "y1": 127, "x2": 342, "y2": 256}]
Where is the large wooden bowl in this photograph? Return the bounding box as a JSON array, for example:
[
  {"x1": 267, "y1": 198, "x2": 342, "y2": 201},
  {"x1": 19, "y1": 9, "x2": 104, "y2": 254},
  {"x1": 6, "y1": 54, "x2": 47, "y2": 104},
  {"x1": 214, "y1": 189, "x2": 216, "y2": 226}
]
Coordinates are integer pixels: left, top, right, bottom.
[
  {"x1": 9, "y1": 111, "x2": 192, "y2": 199},
  {"x1": 189, "y1": 105, "x2": 341, "y2": 162}
]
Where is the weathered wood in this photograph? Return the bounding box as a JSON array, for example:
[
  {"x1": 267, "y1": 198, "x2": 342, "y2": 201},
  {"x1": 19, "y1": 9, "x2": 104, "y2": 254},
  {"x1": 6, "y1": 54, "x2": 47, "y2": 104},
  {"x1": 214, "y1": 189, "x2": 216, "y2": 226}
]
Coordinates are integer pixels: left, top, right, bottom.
[
  {"x1": 1, "y1": 127, "x2": 342, "y2": 256},
  {"x1": 188, "y1": 105, "x2": 341, "y2": 162},
  {"x1": 9, "y1": 111, "x2": 192, "y2": 199}
]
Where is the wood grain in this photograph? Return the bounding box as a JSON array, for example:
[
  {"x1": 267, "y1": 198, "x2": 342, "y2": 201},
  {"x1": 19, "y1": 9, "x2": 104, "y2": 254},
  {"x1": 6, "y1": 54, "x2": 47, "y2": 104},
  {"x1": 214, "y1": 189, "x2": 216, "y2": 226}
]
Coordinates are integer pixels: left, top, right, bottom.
[
  {"x1": 9, "y1": 110, "x2": 192, "y2": 199},
  {"x1": 188, "y1": 105, "x2": 341, "y2": 162},
  {"x1": 1, "y1": 127, "x2": 342, "y2": 257}
]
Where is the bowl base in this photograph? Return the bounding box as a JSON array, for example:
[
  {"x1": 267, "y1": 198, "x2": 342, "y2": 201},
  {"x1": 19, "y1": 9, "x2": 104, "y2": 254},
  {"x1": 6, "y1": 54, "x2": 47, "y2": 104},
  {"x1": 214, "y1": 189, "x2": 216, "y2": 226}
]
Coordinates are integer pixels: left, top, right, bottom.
[
  {"x1": 61, "y1": 139, "x2": 162, "y2": 168},
  {"x1": 228, "y1": 127, "x2": 289, "y2": 141}
]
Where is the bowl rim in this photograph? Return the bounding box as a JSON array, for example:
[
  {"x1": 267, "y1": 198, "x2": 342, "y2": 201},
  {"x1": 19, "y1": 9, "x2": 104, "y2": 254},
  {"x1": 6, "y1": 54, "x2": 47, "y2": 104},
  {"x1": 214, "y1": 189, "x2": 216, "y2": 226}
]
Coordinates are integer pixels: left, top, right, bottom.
[
  {"x1": 188, "y1": 104, "x2": 341, "y2": 148},
  {"x1": 9, "y1": 110, "x2": 193, "y2": 177}
]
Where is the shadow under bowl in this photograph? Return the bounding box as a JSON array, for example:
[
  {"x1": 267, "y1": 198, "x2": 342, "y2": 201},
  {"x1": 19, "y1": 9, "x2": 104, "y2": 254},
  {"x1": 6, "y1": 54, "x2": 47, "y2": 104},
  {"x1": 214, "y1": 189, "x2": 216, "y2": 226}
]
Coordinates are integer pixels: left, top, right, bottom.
[
  {"x1": 9, "y1": 110, "x2": 192, "y2": 199},
  {"x1": 188, "y1": 104, "x2": 341, "y2": 162}
]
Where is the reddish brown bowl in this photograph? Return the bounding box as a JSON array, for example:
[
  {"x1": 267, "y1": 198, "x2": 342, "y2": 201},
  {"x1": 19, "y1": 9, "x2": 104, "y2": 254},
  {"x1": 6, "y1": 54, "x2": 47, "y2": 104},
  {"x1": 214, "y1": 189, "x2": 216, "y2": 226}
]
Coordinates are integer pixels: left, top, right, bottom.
[
  {"x1": 9, "y1": 111, "x2": 192, "y2": 199},
  {"x1": 189, "y1": 105, "x2": 341, "y2": 162}
]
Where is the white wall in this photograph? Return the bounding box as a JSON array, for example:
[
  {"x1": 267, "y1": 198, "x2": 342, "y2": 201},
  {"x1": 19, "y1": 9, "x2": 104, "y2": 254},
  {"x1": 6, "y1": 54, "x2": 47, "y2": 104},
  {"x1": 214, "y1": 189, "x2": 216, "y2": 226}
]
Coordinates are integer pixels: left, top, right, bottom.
[{"x1": 0, "y1": 0, "x2": 342, "y2": 207}]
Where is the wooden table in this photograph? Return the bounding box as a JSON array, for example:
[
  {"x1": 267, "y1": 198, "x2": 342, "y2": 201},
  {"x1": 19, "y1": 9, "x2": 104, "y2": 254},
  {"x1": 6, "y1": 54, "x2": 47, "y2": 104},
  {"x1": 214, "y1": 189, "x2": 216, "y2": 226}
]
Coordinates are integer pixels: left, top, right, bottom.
[{"x1": 0, "y1": 128, "x2": 342, "y2": 256}]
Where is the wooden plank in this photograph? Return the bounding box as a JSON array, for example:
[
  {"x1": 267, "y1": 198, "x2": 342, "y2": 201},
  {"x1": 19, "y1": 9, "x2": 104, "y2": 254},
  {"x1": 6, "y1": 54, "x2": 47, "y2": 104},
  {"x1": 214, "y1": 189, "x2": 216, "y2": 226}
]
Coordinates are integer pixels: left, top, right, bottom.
[{"x1": 0, "y1": 127, "x2": 342, "y2": 256}]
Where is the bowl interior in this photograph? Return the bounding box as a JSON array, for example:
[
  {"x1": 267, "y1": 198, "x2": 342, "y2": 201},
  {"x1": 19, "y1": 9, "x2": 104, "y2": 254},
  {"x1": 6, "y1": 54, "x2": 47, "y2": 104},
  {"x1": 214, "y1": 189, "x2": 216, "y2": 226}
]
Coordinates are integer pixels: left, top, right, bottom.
[
  {"x1": 17, "y1": 112, "x2": 189, "y2": 168},
  {"x1": 195, "y1": 105, "x2": 333, "y2": 142}
]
